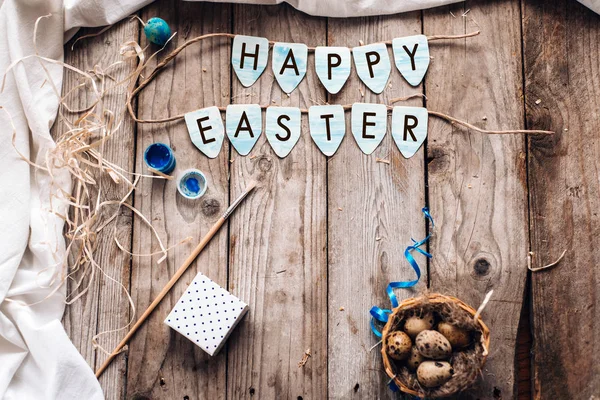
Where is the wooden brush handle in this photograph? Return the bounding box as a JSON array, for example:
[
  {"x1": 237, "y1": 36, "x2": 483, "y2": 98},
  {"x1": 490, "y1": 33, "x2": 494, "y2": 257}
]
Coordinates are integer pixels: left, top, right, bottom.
[
  {"x1": 95, "y1": 217, "x2": 225, "y2": 378},
  {"x1": 95, "y1": 182, "x2": 255, "y2": 379}
]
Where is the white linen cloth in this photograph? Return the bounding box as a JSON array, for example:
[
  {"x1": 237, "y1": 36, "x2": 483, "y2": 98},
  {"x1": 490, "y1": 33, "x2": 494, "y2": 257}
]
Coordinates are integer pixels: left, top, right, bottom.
[
  {"x1": 0, "y1": 0, "x2": 598, "y2": 398},
  {"x1": 200, "y1": 0, "x2": 600, "y2": 17},
  {"x1": 0, "y1": 1, "x2": 151, "y2": 399}
]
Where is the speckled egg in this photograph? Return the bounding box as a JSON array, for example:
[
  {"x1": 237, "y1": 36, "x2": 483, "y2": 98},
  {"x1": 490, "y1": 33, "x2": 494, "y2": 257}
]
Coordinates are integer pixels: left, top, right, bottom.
[
  {"x1": 437, "y1": 322, "x2": 471, "y2": 349},
  {"x1": 403, "y1": 311, "x2": 434, "y2": 339},
  {"x1": 406, "y1": 345, "x2": 426, "y2": 371},
  {"x1": 144, "y1": 17, "x2": 172, "y2": 46},
  {"x1": 385, "y1": 330, "x2": 412, "y2": 361},
  {"x1": 417, "y1": 361, "x2": 454, "y2": 388},
  {"x1": 415, "y1": 330, "x2": 452, "y2": 360}
]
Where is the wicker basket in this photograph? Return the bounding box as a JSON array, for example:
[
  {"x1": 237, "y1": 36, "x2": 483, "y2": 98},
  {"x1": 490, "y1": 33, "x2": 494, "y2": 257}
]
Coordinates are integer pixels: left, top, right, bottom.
[{"x1": 381, "y1": 293, "x2": 490, "y2": 398}]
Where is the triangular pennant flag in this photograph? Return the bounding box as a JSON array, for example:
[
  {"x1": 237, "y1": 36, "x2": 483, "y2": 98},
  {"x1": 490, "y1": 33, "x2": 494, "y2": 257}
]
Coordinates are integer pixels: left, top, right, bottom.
[
  {"x1": 226, "y1": 104, "x2": 262, "y2": 155},
  {"x1": 185, "y1": 106, "x2": 225, "y2": 159},
  {"x1": 315, "y1": 46, "x2": 351, "y2": 94},
  {"x1": 265, "y1": 107, "x2": 301, "y2": 158},
  {"x1": 232, "y1": 35, "x2": 269, "y2": 87},
  {"x1": 391, "y1": 106, "x2": 428, "y2": 158},
  {"x1": 392, "y1": 35, "x2": 430, "y2": 87},
  {"x1": 308, "y1": 105, "x2": 345, "y2": 156},
  {"x1": 351, "y1": 103, "x2": 387, "y2": 155},
  {"x1": 272, "y1": 43, "x2": 308, "y2": 93},
  {"x1": 352, "y1": 43, "x2": 391, "y2": 94}
]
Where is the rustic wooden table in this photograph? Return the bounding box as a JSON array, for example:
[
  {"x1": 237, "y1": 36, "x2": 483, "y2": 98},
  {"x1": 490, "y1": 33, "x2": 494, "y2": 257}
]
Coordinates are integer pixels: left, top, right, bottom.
[{"x1": 59, "y1": 0, "x2": 600, "y2": 398}]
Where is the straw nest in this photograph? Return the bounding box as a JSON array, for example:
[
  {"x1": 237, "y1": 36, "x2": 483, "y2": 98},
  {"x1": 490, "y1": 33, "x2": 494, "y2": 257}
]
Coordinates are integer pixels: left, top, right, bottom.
[{"x1": 381, "y1": 293, "x2": 490, "y2": 398}]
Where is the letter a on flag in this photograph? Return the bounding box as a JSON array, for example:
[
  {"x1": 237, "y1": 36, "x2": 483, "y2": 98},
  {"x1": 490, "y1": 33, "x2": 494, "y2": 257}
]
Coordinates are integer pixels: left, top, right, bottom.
[
  {"x1": 272, "y1": 42, "x2": 308, "y2": 93},
  {"x1": 226, "y1": 104, "x2": 262, "y2": 156}
]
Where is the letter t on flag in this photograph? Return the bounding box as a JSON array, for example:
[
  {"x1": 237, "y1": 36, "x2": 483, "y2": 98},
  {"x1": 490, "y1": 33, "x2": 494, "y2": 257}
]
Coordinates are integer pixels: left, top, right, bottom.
[
  {"x1": 308, "y1": 105, "x2": 345, "y2": 156},
  {"x1": 232, "y1": 35, "x2": 269, "y2": 87}
]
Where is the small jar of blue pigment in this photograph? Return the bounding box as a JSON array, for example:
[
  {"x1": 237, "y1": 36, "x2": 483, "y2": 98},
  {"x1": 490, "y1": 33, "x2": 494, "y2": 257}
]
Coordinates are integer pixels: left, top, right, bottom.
[
  {"x1": 177, "y1": 169, "x2": 208, "y2": 200},
  {"x1": 144, "y1": 143, "x2": 176, "y2": 174}
]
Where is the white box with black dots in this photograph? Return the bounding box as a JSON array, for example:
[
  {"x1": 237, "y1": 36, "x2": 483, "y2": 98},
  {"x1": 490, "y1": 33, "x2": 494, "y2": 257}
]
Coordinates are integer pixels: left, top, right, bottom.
[{"x1": 164, "y1": 272, "x2": 248, "y2": 356}]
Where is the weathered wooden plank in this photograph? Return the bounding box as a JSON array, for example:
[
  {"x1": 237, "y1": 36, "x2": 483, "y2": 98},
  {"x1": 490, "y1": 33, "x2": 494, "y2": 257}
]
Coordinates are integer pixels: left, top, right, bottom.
[
  {"x1": 127, "y1": 1, "x2": 231, "y2": 399},
  {"x1": 423, "y1": 1, "x2": 528, "y2": 398},
  {"x1": 58, "y1": 19, "x2": 139, "y2": 400},
  {"x1": 327, "y1": 14, "x2": 426, "y2": 399},
  {"x1": 523, "y1": 0, "x2": 600, "y2": 398},
  {"x1": 227, "y1": 4, "x2": 328, "y2": 399}
]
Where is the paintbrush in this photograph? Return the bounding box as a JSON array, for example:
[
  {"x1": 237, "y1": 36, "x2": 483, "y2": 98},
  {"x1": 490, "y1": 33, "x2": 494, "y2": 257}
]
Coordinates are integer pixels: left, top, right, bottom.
[{"x1": 95, "y1": 181, "x2": 256, "y2": 378}]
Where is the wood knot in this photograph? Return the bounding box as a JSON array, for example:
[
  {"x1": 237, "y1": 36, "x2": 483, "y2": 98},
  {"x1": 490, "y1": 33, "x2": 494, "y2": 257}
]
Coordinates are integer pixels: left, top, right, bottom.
[
  {"x1": 258, "y1": 156, "x2": 273, "y2": 172},
  {"x1": 473, "y1": 258, "x2": 491, "y2": 276},
  {"x1": 427, "y1": 146, "x2": 450, "y2": 175},
  {"x1": 201, "y1": 198, "x2": 221, "y2": 216},
  {"x1": 131, "y1": 395, "x2": 151, "y2": 400},
  {"x1": 493, "y1": 387, "x2": 502, "y2": 399}
]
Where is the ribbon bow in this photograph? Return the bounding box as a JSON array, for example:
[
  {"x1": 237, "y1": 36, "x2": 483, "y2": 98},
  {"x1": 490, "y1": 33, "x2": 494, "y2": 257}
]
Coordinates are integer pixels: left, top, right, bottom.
[{"x1": 369, "y1": 207, "x2": 434, "y2": 338}]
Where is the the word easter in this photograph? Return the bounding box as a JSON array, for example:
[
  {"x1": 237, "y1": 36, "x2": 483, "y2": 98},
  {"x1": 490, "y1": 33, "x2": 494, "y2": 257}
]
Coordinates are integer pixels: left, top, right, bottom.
[
  {"x1": 231, "y1": 34, "x2": 430, "y2": 94},
  {"x1": 184, "y1": 105, "x2": 428, "y2": 159}
]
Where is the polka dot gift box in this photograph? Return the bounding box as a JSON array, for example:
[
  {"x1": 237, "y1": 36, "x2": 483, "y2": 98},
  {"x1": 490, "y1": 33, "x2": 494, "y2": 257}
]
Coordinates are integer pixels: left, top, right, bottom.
[{"x1": 164, "y1": 272, "x2": 248, "y2": 356}]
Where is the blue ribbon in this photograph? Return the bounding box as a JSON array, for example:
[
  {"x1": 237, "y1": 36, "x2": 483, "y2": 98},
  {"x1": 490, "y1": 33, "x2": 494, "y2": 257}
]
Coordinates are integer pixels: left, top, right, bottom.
[{"x1": 369, "y1": 207, "x2": 434, "y2": 338}]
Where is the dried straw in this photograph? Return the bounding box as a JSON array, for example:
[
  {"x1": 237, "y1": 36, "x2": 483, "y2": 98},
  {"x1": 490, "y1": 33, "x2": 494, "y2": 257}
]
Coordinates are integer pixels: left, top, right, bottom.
[{"x1": 2, "y1": 15, "x2": 189, "y2": 355}]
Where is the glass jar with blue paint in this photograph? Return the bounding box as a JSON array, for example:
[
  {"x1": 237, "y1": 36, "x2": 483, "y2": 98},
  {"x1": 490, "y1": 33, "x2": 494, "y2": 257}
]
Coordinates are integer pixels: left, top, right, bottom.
[
  {"x1": 177, "y1": 169, "x2": 208, "y2": 200},
  {"x1": 144, "y1": 143, "x2": 176, "y2": 174}
]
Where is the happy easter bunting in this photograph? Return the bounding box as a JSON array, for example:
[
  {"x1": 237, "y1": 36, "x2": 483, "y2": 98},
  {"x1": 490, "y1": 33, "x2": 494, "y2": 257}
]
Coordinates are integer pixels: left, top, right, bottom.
[
  {"x1": 309, "y1": 105, "x2": 345, "y2": 156},
  {"x1": 315, "y1": 47, "x2": 351, "y2": 94},
  {"x1": 226, "y1": 104, "x2": 262, "y2": 155},
  {"x1": 272, "y1": 43, "x2": 308, "y2": 93},
  {"x1": 351, "y1": 103, "x2": 387, "y2": 155},
  {"x1": 265, "y1": 107, "x2": 301, "y2": 158},
  {"x1": 185, "y1": 106, "x2": 225, "y2": 159},
  {"x1": 232, "y1": 35, "x2": 269, "y2": 87},
  {"x1": 392, "y1": 35, "x2": 430, "y2": 87},
  {"x1": 391, "y1": 106, "x2": 428, "y2": 158},
  {"x1": 352, "y1": 43, "x2": 391, "y2": 94}
]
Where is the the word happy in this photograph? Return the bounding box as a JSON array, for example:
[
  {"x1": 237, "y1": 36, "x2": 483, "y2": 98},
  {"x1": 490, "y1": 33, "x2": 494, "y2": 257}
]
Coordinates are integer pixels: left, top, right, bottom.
[
  {"x1": 231, "y1": 34, "x2": 430, "y2": 94},
  {"x1": 185, "y1": 104, "x2": 428, "y2": 159}
]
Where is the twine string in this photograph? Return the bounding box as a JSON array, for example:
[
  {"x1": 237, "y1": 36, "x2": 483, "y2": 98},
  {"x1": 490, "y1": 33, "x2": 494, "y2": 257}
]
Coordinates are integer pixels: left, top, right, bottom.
[{"x1": 124, "y1": 32, "x2": 553, "y2": 136}]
